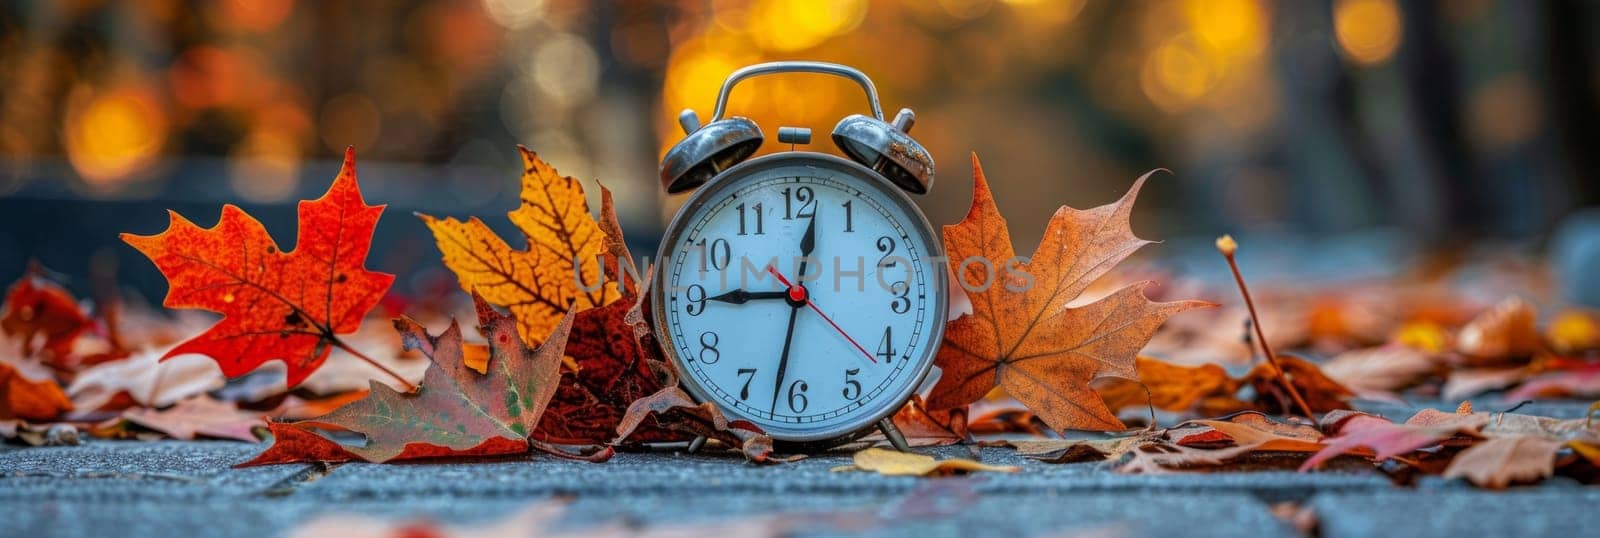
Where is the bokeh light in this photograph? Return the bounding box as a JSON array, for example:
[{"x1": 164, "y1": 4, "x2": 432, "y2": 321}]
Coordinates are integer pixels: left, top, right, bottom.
[
  {"x1": 1334, "y1": 0, "x2": 1403, "y2": 66},
  {"x1": 62, "y1": 86, "x2": 168, "y2": 187}
]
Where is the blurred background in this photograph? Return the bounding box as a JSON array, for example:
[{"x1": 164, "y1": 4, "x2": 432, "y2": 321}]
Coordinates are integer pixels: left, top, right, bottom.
[{"x1": 2, "y1": 0, "x2": 1598, "y2": 306}]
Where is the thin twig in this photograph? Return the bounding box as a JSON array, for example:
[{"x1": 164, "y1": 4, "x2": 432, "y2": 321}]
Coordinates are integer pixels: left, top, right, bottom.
[
  {"x1": 330, "y1": 337, "x2": 416, "y2": 392},
  {"x1": 1216, "y1": 235, "x2": 1317, "y2": 422}
]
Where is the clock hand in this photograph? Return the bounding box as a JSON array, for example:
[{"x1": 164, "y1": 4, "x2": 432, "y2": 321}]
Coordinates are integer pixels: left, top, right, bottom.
[
  {"x1": 766, "y1": 265, "x2": 878, "y2": 364},
  {"x1": 769, "y1": 214, "x2": 817, "y2": 415},
  {"x1": 706, "y1": 289, "x2": 787, "y2": 304},
  {"x1": 768, "y1": 302, "x2": 802, "y2": 415}
]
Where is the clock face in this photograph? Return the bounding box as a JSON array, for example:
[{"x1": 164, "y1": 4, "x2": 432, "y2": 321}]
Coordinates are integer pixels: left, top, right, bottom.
[{"x1": 653, "y1": 153, "x2": 947, "y2": 442}]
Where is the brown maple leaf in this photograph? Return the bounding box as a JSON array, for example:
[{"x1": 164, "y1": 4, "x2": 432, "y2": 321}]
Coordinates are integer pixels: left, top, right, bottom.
[
  {"x1": 240, "y1": 294, "x2": 574, "y2": 465},
  {"x1": 927, "y1": 154, "x2": 1213, "y2": 431},
  {"x1": 1442, "y1": 411, "x2": 1600, "y2": 488},
  {"x1": 613, "y1": 386, "x2": 775, "y2": 462},
  {"x1": 121, "y1": 147, "x2": 396, "y2": 388},
  {"x1": 419, "y1": 147, "x2": 620, "y2": 345}
]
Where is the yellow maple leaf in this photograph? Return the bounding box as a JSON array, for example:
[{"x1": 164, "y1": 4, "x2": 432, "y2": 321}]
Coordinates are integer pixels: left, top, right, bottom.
[{"x1": 419, "y1": 147, "x2": 618, "y2": 343}]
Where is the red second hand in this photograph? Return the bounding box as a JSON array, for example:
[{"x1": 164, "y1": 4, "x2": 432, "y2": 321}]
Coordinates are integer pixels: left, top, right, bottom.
[{"x1": 766, "y1": 265, "x2": 877, "y2": 364}]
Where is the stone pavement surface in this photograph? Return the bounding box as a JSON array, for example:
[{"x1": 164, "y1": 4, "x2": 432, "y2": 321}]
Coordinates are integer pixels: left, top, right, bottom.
[{"x1": 3, "y1": 399, "x2": 1597, "y2": 538}]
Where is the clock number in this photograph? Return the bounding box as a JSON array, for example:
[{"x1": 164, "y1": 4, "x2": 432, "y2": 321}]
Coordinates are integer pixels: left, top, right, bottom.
[
  {"x1": 841, "y1": 200, "x2": 854, "y2": 232},
  {"x1": 737, "y1": 368, "x2": 757, "y2": 400},
  {"x1": 694, "y1": 238, "x2": 730, "y2": 271},
  {"x1": 889, "y1": 281, "x2": 911, "y2": 314},
  {"x1": 684, "y1": 285, "x2": 706, "y2": 316},
  {"x1": 876, "y1": 326, "x2": 897, "y2": 363},
  {"x1": 782, "y1": 186, "x2": 815, "y2": 220},
  {"x1": 698, "y1": 331, "x2": 720, "y2": 364},
  {"x1": 787, "y1": 379, "x2": 809, "y2": 413},
  {"x1": 875, "y1": 236, "x2": 898, "y2": 268},
  {"x1": 736, "y1": 202, "x2": 765, "y2": 236},
  {"x1": 842, "y1": 368, "x2": 861, "y2": 400}
]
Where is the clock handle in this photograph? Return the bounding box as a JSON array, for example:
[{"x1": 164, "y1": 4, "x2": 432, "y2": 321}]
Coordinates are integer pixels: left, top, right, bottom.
[{"x1": 709, "y1": 61, "x2": 885, "y2": 122}]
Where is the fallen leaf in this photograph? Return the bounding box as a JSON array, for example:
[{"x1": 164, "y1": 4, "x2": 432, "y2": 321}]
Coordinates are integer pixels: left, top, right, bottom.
[
  {"x1": 1018, "y1": 412, "x2": 1320, "y2": 472},
  {"x1": 1244, "y1": 355, "x2": 1354, "y2": 413},
  {"x1": 883, "y1": 395, "x2": 969, "y2": 447},
  {"x1": 927, "y1": 155, "x2": 1211, "y2": 431},
  {"x1": 613, "y1": 386, "x2": 775, "y2": 462},
  {"x1": 842, "y1": 447, "x2": 1019, "y2": 476},
  {"x1": 240, "y1": 294, "x2": 573, "y2": 464},
  {"x1": 1320, "y1": 345, "x2": 1438, "y2": 395},
  {"x1": 121, "y1": 395, "x2": 265, "y2": 442},
  {"x1": 0, "y1": 356, "x2": 73, "y2": 421},
  {"x1": 1437, "y1": 411, "x2": 1600, "y2": 488},
  {"x1": 419, "y1": 147, "x2": 619, "y2": 345},
  {"x1": 67, "y1": 348, "x2": 224, "y2": 412},
  {"x1": 1095, "y1": 356, "x2": 1238, "y2": 413},
  {"x1": 1455, "y1": 296, "x2": 1539, "y2": 364},
  {"x1": 1173, "y1": 412, "x2": 1323, "y2": 453},
  {"x1": 1, "y1": 264, "x2": 92, "y2": 361},
  {"x1": 1300, "y1": 407, "x2": 1488, "y2": 471},
  {"x1": 1441, "y1": 367, "x2": 1526, "y2": 401},
  {"x1": 121, "y1": 148, "x2": 394, "y2": 387},
  {"x1": 1441, "y1": 436, "x2": 1561, "y2": 488},
  {"x1": 1503, "y1": 366, "x2": 1600, "y2": 401}
]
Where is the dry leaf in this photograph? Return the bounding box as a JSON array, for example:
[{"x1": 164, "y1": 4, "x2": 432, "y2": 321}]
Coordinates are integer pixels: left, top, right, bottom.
[
  {"x1": 1441, "y1": 367, "x2": 1526, "y2": 401},
  {"x1": 1300, "y1": 407, "x2": 1488, "y2": 471},
  {"x1": 0, "y1": 356, "x2": 72, "y2": 421},
  {"x1": 1321, "y1": 345, "x2": 1438, "y2": 395},
  {"x1": 842, "y1": 447, "x2": 1019, "y2": 476},
  {"x1": 927, "y1": 155, "x2": 1211, "y2": 431},
  {"x1": 419, "y1": 147, "x2": 619, "y2": 344},
  {"x1": 1096, "y1": 356, "x2": 1237, "y2": 413},
  {"x1": 1503, "y1": 367, "x2": 1600, "y2": 401},
  {"x1": 121, "y1": 395, "x2": 264, "y2": 442},
  {"x1": 1, "y1": 265, "x2": 92, "y2": 362},
  {"x1": 1245, "y1": 355, "x2": 1354, "y2": 414},
  {"x1": 240, "y1": 295, "x2": 574, "y2": 465},
  {"x1": 67, "y1": 348, "x2": 224, "y2": 412},
  {"x1": 1441, "y1": 436, "x2": 1561, "y2": 488},
  {"x1": 613, "y1": 386, "x2": 774, "y2": 462},
  {"x1": 1455, "y1": 296, "x2": 1539, "y2": 364}
]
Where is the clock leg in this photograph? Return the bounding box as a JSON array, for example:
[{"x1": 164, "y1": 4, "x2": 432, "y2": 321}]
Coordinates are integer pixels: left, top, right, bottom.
[
  {"x1": 878, "y1": 418, "x2": 912, "y2": 452},
  {"x1": 687, "y1": 435, "x2": 708, "y2": 454}
]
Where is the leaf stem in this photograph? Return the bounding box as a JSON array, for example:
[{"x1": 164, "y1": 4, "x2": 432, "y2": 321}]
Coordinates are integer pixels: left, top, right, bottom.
[
  {"x1": 1216, "y1": 235, "x2": 1317, "y2": 422},
  {"x1": 330, "y1": 337, "x2": 416, "y2": 393}
]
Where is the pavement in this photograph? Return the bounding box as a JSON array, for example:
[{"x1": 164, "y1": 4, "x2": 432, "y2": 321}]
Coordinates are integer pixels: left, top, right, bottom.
[{"x1": 3, "y1": 399, "x2": 1597, "y2": 538}]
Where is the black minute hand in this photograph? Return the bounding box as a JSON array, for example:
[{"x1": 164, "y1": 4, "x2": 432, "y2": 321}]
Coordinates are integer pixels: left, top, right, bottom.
[{"x1": 769, "y1": 214, "x2": 817, "y2": 416}]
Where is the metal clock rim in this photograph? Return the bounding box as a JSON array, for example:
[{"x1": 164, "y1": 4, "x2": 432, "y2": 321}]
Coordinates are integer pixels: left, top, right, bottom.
[{"x1": 651, "y1": 152, "x2": 948, "y2": 445}]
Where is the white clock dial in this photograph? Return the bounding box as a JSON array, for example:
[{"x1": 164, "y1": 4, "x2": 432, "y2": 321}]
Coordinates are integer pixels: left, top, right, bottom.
[{"x1": 654, "y1": 154, "x2": 946, "y2": 442}]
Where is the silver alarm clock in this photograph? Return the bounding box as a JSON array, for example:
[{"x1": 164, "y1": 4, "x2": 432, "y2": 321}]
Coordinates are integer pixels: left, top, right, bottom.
[{"x1": 653, "y1": 62, "x2": 945, "y2": 449}]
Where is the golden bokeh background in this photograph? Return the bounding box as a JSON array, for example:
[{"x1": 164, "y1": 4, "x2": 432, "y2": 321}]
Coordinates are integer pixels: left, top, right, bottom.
[{"x1": 2, "y1": 0, "x2": 1596, "y2": 290}]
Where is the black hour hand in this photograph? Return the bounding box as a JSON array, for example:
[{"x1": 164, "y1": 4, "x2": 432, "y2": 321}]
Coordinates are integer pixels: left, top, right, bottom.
[{"x1": 707, "y1": 289, "x2": 787, "y2": 304}]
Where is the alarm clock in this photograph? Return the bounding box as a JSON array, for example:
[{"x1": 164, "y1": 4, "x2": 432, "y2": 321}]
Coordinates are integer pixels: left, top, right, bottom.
[{"x1": 653, "y1": 62, "x2": 946, "y2": 450}]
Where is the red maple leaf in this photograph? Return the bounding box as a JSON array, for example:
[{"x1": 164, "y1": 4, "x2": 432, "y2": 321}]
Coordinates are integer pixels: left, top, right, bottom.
[{"x1": 121, "y1": 147, "x2": 395, "y2": 387}]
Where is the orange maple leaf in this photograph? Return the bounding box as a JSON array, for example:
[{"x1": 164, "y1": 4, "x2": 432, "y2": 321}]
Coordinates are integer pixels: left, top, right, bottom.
[
  {"x1": 926, "y1": 154, "x2": 1213, "y2": 431},
  {"x1": 121, "y1": 147, "x2": 394, "y2": 387},
  {"x1": 418, "y1": 147, "x2": 619, "y2": 344}
]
